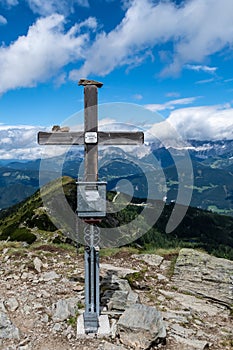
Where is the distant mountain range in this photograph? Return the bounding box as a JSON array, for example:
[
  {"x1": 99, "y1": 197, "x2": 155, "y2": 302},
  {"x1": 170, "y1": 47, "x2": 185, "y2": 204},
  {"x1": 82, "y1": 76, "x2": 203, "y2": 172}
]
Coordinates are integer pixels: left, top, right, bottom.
[{"x1": 0, "y1": 139, "x2": 232, "y2": 216}]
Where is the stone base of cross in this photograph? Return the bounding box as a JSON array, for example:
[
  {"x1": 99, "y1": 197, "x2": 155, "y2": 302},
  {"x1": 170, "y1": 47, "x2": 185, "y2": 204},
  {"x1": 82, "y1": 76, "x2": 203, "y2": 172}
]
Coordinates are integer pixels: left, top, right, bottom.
[{"x1": 38, "y1": 79, "x2": 144, "y2": 334}]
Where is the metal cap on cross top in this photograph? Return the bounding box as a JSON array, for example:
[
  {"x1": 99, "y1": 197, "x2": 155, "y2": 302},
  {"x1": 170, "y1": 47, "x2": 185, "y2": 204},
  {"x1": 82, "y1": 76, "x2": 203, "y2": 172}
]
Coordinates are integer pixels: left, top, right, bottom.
[{"x1": 37, "y1": 79, "x2": 144, "y2": 335}]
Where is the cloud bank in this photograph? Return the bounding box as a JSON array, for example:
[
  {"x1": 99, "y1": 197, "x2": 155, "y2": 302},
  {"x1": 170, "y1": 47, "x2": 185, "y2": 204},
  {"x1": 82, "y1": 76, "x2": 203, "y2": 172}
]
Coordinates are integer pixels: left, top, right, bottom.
[
  {"x1": 0, "y1": 103, "x2": 232, "y2": 160},
  {"x1": 148, "y1": 105, "x2": 233, "y2": 143},
  {"x1": 167, "y1": 105, "x2": 233, "y2": 141},
  {"x1": 0, "y1": 125, "x2": 43, "y2": 159}
]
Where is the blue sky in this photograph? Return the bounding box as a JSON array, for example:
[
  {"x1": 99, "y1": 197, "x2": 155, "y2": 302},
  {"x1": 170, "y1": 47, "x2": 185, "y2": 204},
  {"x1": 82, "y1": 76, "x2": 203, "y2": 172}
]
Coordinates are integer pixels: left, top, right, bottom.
[{"x1": 0, "y1": 0, "x2": 233, "y2": 159}]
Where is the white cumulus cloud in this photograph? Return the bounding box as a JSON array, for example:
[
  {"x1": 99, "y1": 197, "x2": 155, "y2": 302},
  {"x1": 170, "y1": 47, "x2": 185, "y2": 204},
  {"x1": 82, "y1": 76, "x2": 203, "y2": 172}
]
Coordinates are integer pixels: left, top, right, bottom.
[
  {"x1": 0, "y1": 0, "x2": 89, "y2": 15},
  {"x1": 26, "y1": 0, "x2": 89, "y2": 16},
  {"x1": 0, "y1": 14, "x2": 7, "y2": 24},
  {"x1": 0, "y1": 124, "x2": 44, "y2": 159},
  {"x1": 0, "y1": 14, "x2": 96, "y2": 94},
  {"x1": 185, "y1": 65, "x2": 217, "y2": 74},
  {"x1": 70, "y1": 0, "x2": 233, "y2": 78},
  {"x1": 168, "y1": 105, "x2": 233, "y2": 140},
  {"x1": 148, "y1": 105, "x2": 233, "y2": 142},
  {"x1": 145, "y1": 97, "x2": 199, "y2": 112},
  {"x1": 0, "y1": 0, "x2": 18, "y2": 7}
]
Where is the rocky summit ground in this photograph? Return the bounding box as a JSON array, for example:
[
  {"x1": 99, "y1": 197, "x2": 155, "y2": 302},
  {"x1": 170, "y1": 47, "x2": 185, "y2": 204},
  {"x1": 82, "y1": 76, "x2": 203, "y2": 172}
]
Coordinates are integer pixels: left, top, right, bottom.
[{"x1": 0, "y1": 243, "x2": 232, "y2": 350}]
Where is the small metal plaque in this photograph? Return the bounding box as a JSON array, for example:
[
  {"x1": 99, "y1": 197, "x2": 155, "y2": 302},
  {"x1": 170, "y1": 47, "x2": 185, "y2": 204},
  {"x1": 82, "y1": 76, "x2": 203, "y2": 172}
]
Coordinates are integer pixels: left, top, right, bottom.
[
  {"x1": 85, "y1": 132, "x2": 97, "y2": 144},
  {"x1": 77, "y1": 181, "x2": 106, "y2": 217}
]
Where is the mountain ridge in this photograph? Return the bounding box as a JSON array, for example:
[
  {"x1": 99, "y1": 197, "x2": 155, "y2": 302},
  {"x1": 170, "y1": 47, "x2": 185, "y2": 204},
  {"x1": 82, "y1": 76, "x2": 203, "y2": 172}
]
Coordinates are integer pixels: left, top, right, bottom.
[
  {"x1": 0, "y1": 176, "x2": 233, "y2": 260},
  {"x1": 0, "y1": 139, "x2": 232, "y2": 216}
]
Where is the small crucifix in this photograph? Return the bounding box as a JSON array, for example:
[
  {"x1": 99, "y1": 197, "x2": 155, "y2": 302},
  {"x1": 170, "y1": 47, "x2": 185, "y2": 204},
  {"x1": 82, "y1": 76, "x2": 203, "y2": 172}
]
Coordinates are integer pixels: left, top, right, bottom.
[{"x1": 38, "y1": 79, "x2": 144, "y2": 334}]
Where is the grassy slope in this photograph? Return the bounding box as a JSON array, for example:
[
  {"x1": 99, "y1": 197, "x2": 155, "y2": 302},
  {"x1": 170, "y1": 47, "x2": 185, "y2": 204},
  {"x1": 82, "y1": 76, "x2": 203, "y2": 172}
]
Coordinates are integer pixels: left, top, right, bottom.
[{"x1": 0, "y1": 176, "x2": 233, "y2": 259}]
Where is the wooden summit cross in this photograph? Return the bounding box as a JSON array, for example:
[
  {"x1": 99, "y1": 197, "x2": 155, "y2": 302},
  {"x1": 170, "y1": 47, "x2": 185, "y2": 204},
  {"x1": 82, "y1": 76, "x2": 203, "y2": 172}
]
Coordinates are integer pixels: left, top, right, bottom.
[{"x1": 38, "y1": 79, "x2": 144, "y2": 334}]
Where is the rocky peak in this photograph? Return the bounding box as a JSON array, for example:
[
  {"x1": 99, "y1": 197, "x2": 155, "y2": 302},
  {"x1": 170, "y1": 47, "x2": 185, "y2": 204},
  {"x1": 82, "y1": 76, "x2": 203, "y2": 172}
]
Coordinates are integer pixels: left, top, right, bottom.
[{"x1": 0, "y1": 244, "x2": 232, "y2": 350}]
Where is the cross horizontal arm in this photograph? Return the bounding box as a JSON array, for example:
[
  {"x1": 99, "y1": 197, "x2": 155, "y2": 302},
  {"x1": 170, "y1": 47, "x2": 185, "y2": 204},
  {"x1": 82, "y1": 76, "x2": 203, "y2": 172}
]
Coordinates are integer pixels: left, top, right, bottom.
[
  {"x1": 38, "y1": 131, "x2": 144, "y2": 145},
  {"x1": 98, "y1": 132, "x2": 144, "y2": 145},
  {"x1": 38, "y1": 131, "x2": 84, "y2": 145}
]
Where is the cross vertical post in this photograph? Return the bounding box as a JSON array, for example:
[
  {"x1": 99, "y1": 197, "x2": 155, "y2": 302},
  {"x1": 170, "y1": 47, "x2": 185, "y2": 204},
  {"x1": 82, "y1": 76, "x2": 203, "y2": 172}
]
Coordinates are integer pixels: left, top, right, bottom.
[
  {"x1": 84, "y1": 85, "x2": 98, "y2": 182},
  {"x1": 83, "y1": 83, "x2": 100, "y2": 333}
]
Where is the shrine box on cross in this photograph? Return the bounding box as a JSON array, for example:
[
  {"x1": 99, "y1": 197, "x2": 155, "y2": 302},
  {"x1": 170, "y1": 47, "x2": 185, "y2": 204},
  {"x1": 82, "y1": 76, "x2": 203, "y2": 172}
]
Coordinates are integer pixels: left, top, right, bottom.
[{"x1": 76, "y1": 181, "x2": 107, "y2": 218}]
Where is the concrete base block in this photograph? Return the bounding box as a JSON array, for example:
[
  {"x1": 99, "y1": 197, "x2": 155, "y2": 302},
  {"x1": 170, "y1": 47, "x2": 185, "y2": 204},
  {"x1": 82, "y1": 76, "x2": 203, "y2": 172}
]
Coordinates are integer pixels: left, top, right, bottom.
[{"x1": 77, "y1": 313, "x2": 111, "y2": 338}]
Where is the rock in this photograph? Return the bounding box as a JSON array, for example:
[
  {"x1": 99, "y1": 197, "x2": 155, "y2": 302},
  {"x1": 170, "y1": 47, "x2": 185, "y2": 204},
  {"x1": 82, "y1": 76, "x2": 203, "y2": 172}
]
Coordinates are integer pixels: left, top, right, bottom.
[
  {"x1": 52, "y1": 323, "x2": 62, "y2": 332},
  {"x1": 159, "y1": 289, "x2": 225, "y2": 316},
  {"x1": 0, "y1": 311, "x2": 20, "y2": 339},
  {"x1": 0, "y1": 300, "x2": 7, "y2": 313},
  {"x1": 100, "y1": 263, "x2": 139, "y2": 278},
  {"x1": 101, "y1": 273, "x2": 131, "y2": 293},
  {"x1": 117, "y1": 304, "x2": 166, "y2": 349},
  {"x1": 22, "y1": 304, "x2": 32, "y2": 315},
  {"x1": 132, "y1": 254, "x2": 164, "y2": 266},
  {"x1": 171, "y1": 334, "x2": 210, "y2": 350},
  {"x1": 42, "y1": 290, "x2": 50, "y2": 298},
  {"x1": 73, "y1": 285, "x2": 84, "y2": 292},
  {"x1": 41, "y1": 314, "x2": 49, "y2": 323},
  {"x1": 101, "y1": 273, "x2": 139, "y2": 312},
  {"x1": 18, "y1": 338, "x2": 31, "y2": 348},
  {"x1": 52, "y1": 297, "x2": 79, "y2": 322},
  {"x1": 172, "y1": 249, "x2": 233, "y2": 306},
  {"x1": 40, "y1": 271, "x2": 60, "y2": 282},
  {"x1": 21, "y1": 272, "x2": 35, "y2": 281},
  {"x1": 170, "y1": 324, "x2": 195, "y2": 338},
  {"x1": 4, "y1": 297, "x2": 19, "y2": 312},
  {"x1": 98, "y1": 341, "x2": 127, "y2": 350},
  {"x1": 162, "y1": 310, "x2": 191, "y2": 324},
  {"x1": 2, "y1": 248, "x2": 9, "y2": 255},
  {"x1": 33, "y1": 257, "x2": 43, "y2": 273},
  {"x1": 18, "y1": 345, "x2": 30, "y2": 350},
  {"x1": 157, "y1": 273, "x2": 169, "y2": 282},
  {"x1": 106, "y1": 290, "x2": 139, "y2": 311}
]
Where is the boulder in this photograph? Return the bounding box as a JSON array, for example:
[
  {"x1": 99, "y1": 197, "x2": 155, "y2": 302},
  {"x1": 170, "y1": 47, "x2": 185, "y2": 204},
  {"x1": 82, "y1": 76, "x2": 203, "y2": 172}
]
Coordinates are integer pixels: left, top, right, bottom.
[
  {"x1": 132, "y1": 254, "x2": 164, "y2": 267},
  {"x1": 52, "y1": 297, "x2": 79, "y2": 322},
  {"x1": 117, "y1": 304, "x2": 166, "y2": 349},
  {"x1": 100, "y1": 263, "x2": 139, "y2": 278},
  {"x1": 40, "y1": 271, "x2": 60, "y2": 282},
  {"x1": 0, "y1": 311, "x2": 20, "y2": 339},
  {"x1": 33, "y1": 257, "x2": 43, "y2": 273},
  {"x1": 101, "y1": 273, "x2": 139, "y2": 312},
  {"x1": 172, "y1": 249, "x2": 233, "y2": 306},
  {"x1": 4, "y1": 297, "x2": 19, "y2": 312}
]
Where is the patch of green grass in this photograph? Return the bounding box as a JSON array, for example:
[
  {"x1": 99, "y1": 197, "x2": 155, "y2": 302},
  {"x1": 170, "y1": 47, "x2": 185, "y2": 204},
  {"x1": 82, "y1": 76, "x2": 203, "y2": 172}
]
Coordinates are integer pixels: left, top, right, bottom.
[
  {"x1": 166, "y1": 254, "x2": 179, "y2": 279},
  {"x1": 29, "y1": 242, "x2": 75, "y2": 254},
  {"x1": 220, "y1": 339, "x2": 233, "y2": 348},
  {"x1": 77, "y1": 301, "x2": 85, "y2": 309},
  {"x1": 171, "y1": 285, "x2": 179, "y2": 291},
  {"x1": 77, "y1": 246, "x2": 85, "y2": 254},
  {"x1": 124, "y1": 268, "x2": 148, "y2": 288},
  {"x1": 67, "y1": 315, "x2": 79, "y2": 328},
  {"x1": 0, "y1": 241, "x2": 23, "y2": 251},
  {"x1": 7, "y1": 247, "x2": 28, "y2": 258},
  {"x1": 143, "y1": 247, "x2": 181, "y2": 257},
  {"x1": 54, "y1": 242, "x2": 76, "y2": 252}
]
